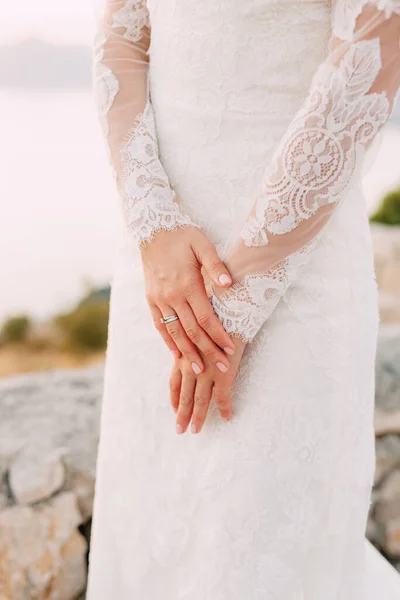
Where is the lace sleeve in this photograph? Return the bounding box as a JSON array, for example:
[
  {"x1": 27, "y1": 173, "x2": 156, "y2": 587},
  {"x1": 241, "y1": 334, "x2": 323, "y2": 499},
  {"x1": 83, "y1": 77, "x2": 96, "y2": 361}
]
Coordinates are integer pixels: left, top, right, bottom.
[
  {"x1": 93, "y1": 0, "x2": 197, "y2": 249},
  {"x1": 210, "y1": 1, "x2": 400, "y2": 343}
]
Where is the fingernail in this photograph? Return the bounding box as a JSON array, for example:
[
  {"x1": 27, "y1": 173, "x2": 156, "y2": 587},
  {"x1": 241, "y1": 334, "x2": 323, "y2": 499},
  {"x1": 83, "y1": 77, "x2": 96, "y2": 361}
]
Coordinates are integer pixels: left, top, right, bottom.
[
  {"x1": 224, "y1": 346, "x2": 235, "y2": 356},
  {"x1": 222, "y1": 416, "x2": 230, "y2": 423},
  {"x1": 173, "y1": 406, "x2": 178, "y2": 413},
  {"x1": 192, "y1": 362, "x2": 202, "y2": 375},
  {"x1": 190, "y1": 423, "x2": 197, "y2": 434},
  {"x1": 176, "y1": 423, "x2": 183, "y2": 434},
  {"x1": 218, "y1": 274, "x2": 232, "y2": 286},
  {"x1": 217, "y1": 362, "x2": 228, "y2": 373},
  {"x1": 171, "y1": 349, "x2": 179, "y2": 358}
]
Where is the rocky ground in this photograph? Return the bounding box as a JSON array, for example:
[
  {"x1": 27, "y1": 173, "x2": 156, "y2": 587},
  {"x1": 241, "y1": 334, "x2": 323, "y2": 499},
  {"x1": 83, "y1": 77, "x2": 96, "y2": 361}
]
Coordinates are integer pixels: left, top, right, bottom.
[
  {"x1": 369, "y1": 325, "x2": 400, "y2": 565},
  {"x1": 0, "y1": 366, "x2": 102, "y2": 600}
]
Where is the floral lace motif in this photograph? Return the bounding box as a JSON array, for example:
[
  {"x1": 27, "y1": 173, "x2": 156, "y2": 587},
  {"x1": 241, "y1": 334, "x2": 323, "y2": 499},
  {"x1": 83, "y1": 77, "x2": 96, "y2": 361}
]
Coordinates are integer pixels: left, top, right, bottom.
[
  {"x1": 112, "y1": 0, "x2": 150, "y2": 42},
  {"x1": 93, "y1": 0, "x2": 198, "y2": 249},
  {"x1": 211, "y1": 38, "x2": 390, "y2": 342},
  {"x1": 120, "y1": 104, "x2": 198, "y2": 247},
  {"x1": 210, "y1": 241, "x2": 316, "y2": 342},
  {"x1": 241, "y1": 39, "x2": 389, "y2": 246}
]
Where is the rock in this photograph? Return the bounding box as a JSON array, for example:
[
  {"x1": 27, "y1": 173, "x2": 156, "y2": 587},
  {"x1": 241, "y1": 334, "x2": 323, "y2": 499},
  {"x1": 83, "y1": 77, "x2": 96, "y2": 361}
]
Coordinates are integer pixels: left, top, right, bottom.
[
  {"x1": 374, "y1": 435, "x2": 400, "y2": 487},
  {"x1": 375, "y1": 326, "x2": 400, "y2": 413},
  {"x1": 376, "y1": 435, "x2": 400, "y2": 458},
  {"x1": 0, "y1": 492, "x2": 87, "y2": 600},
  {"x1": 383, "y1": 517, "x2": 400, "y2": 558},
  {"x1": 9, "y1": 446, "x2": 66, "y2": 505},
  {"x1": 379, "y1": 293, "x2": 400, "y2": 324},
  {"x1": 0, "y1": 366, "x2": 103, "y2": 597},
  {"x1": 374, "y1": 453, "x2": 400, "y2": 487},
  {"x1": 64, "y1": 467, "x2": 95, "y2": 522},
  {"x1": 366, "y1": 517, "x2": 386, "y2": 547},
  {"x1": 0, "y1": 365, "x2": 103, "y2": 514},
  {"x1": 374, "y1": 469, "x2": 400, "y2": 524},
  {"x1": 375, "y1": 409, "x2": 400, "y2": 437},
  {"x1": 0, "y1": 454, "x2": 11, "y2": 510},
  {"x1": 0, "y1": 492, "x2": 9, "y2": 511}
]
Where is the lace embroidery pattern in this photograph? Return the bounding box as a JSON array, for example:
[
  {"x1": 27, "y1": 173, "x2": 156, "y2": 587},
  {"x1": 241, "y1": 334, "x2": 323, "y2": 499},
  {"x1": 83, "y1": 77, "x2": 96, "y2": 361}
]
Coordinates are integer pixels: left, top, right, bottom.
[
  {"x1": 93, "y1": 0, "x2": 198, "y2": 249},
  {"x1": 210, "y1": 242, "x2": 316, "y2": 342},
  {"x1": 211, "y1": 38, "x2": 390, "y2": 342},
  {"x1": 120, "y1": 104, "x2": 198, "y2": 248},
  {"x1": 112, "y1": 0, "x2": 150, "y2": 42},
  {"x1": 241, "y1": 39, "x2": 389, "y2": 247}
]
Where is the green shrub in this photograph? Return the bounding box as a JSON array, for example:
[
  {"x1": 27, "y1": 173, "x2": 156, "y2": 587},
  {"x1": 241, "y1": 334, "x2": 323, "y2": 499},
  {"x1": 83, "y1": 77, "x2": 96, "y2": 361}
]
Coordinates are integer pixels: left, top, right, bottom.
[
  {"x1": 1, "y1": 316, "x2": 31, "y2": 343},
  {"x1": 55, "y1": 302, "x2": 109, "y2": 352},
  {"x1": 370, "y1": 188, "x2": 400, "y2": 226}
]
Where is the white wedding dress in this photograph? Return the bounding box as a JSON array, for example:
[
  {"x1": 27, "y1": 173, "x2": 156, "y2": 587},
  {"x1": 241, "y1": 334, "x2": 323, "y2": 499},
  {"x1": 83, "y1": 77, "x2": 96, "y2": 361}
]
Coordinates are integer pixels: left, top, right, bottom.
[{"x1": 86, "y1": 1, "x2": 400, "y2": 598}]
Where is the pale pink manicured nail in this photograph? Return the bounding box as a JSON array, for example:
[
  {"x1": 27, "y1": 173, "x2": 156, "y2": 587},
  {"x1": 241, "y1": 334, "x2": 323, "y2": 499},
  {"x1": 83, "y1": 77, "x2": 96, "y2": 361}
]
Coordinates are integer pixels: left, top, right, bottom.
[
  {"x1": 224, "y1": 346, "x2": 235, "y2": 356},
  {"x1": 217, "y1": 362, "x2": 228, "y2": 373},
  {"x1": 191, "y1": 423, "x2": 197, "y2": 434},
  {"x1": 192, "y1": 362, "x2": 202, "y2": 375},
  {"x1": 219, "y1": 274, "x2": 232, "y2": 285},
  {"x1": 176, "y1": 423, "x2": 183, "y2": 434},
  {"x1": 222, "y1": 416, "x2": 230, "y2": 423}
]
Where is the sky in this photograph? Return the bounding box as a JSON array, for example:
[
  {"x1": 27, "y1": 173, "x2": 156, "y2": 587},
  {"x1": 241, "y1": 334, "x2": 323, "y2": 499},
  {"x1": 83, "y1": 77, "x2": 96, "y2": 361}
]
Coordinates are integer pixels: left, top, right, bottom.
[{"x1": 0, "y1": 0, "x2": 96, "y2": 45}]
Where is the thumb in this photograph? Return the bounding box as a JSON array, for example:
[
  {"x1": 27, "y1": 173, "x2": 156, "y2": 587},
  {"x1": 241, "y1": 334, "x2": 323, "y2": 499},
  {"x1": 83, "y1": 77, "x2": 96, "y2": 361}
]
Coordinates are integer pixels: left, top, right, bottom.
[{"x1": 196, "y1": 241, "x2": 233, "y2": 288}]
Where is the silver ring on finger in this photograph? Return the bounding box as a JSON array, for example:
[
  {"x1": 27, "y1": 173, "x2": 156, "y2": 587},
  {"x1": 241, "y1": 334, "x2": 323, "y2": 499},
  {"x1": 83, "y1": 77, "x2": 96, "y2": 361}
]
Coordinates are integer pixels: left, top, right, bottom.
[{"x1": 160, "y1": 314, "x2": 179, "y2": 325}]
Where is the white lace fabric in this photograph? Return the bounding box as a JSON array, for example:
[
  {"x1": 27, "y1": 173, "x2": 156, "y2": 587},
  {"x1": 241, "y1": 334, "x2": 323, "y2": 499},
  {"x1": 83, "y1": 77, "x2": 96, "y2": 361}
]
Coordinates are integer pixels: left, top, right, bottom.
[
  {"x1": 210, "y1": 2, "x2": 400, "y2": 342},
  {"x1": 93, "y1": 0, "x2": 197, "y2": 249},
  {"x1": 94, "y1": 0, "x2": 400, "y2": 342}
]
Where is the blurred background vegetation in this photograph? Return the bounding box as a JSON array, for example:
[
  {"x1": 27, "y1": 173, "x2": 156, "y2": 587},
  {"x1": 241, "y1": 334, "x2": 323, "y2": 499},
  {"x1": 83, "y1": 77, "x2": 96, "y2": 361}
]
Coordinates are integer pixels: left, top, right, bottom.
[
  {"x1": 370, "y1": 187, "x2": 400, "y2": 226},
  {"x1": 0, "y1": 287, "x2": 110, "y2": 377}
]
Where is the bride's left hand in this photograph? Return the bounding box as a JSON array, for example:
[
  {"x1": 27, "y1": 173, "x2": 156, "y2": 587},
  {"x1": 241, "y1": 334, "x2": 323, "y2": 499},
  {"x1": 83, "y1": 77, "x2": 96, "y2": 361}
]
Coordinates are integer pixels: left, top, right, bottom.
[{"x1": 169, "y1": 336, "x2": 247, "y2": 434}]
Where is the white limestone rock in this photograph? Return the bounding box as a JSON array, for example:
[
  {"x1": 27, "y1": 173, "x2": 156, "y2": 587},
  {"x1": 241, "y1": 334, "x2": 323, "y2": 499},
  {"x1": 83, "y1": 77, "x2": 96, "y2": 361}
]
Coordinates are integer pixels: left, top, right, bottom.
[
  {"x1": 9, "y1": 446, "x2": 66, "y2": 505},
  {"x1": 0, "y1": 365, "x2": 103, "y2": 518},
  {"x1": 0, "y1": 492, "x2": 87, "y2": 600}
]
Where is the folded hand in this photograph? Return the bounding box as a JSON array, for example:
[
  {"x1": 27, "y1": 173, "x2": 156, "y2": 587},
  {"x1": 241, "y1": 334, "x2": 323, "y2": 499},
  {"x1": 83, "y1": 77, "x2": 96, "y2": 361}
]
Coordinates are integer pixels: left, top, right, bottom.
[{"x1": 169, "y1": 336, "x2": 247, "y2": 434}]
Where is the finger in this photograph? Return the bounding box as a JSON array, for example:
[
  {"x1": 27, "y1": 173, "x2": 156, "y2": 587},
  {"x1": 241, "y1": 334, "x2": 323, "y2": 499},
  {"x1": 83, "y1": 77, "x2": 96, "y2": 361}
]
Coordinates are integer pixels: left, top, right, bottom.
[
  {"x1": 149, "y1": 304, "x2": 181, "y2": 359},
  {"x1": 190, "y1": 377, "x2": 213, "y2": 434},
  {"x1": 159, "y1": 305, "x2": 205, "y2": 375},
  {"x1": 188, "y1": 293, "x2": 236, "y2": 356},
  {"x1": 169, "y1": 367, "x2": 182, "y2": 414},
  {"x1": 213, "y1": 379, "x2": 233, "y2": 423},
  {"x1": 177, "y1": 302, "x2": 230, "y2": 372},
  {"x1": 176, "y1": 369, "x2": 196, "y2": 434},
  {"x1": 193, "y1": 240, "x2": 233, "y2": 288}
]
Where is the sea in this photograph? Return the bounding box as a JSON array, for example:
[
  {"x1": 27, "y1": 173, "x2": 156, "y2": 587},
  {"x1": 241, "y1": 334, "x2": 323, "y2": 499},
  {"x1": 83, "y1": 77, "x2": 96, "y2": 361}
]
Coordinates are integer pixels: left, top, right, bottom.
[{"x1": 1, "y1": 89, "x2": 400, "y2": 324}]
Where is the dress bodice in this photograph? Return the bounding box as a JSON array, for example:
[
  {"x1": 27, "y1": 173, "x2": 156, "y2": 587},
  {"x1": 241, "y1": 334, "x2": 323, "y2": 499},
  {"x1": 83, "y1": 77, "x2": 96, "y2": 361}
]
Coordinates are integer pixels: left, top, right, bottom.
[{"x1": 148, "y1": 0, "x2": 331, "y2": 121}]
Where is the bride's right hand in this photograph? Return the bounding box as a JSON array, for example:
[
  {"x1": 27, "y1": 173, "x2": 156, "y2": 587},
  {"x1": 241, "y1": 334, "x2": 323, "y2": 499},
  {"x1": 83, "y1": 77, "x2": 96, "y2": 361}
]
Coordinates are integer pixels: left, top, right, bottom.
[{"x1": 141, "y1": 226, "x2": 236, "y2": 375}]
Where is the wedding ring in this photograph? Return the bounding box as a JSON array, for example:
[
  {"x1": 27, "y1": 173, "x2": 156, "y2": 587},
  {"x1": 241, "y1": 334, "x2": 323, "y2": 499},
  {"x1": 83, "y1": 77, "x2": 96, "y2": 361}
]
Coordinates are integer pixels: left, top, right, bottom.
[{"x1": 160, "y1": 314, "x2": 179, "y2": 325}]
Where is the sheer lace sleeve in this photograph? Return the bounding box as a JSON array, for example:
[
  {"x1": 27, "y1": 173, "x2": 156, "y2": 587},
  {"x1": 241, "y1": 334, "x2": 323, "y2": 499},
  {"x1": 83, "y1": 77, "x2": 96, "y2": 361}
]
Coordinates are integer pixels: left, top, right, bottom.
[
  {"x1": 93, "y1": 0, "x2": 197, "y2": 249},
  {"x1": 210, "y1": 1, "x2": 400, "y2": 343}
]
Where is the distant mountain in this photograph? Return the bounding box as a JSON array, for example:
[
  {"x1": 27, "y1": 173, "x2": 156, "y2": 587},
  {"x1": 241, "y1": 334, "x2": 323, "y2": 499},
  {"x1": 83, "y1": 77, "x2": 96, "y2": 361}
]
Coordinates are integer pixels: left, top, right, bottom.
[{"x1": 0, "y1": 39, "x2": 92, "y2": 89}]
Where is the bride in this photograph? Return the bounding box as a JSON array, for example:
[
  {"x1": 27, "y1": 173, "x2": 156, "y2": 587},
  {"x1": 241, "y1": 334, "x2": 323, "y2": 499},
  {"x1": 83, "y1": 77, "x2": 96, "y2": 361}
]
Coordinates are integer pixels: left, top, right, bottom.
[{"x1": 87, "y1": 0, "x2": 400, "y2": 598}]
